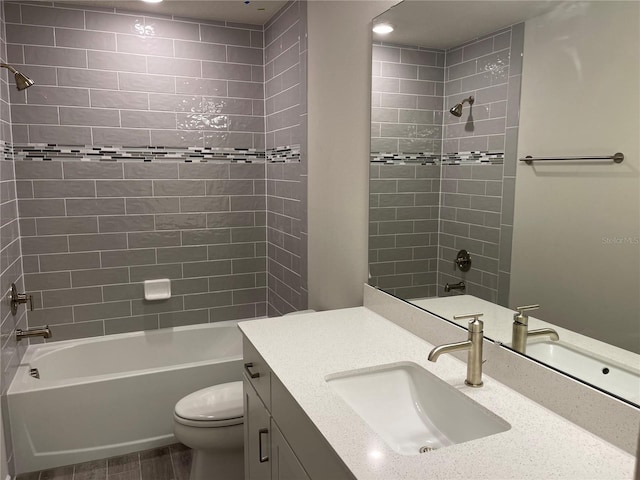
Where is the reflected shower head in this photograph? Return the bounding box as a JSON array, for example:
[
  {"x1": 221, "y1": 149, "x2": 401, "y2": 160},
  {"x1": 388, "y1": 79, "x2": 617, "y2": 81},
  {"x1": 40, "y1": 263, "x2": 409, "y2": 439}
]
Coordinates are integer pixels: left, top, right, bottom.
[
  {"x1": 0, "y1": 63, "x2": 35, "y2": 90},
  {"x1": 449, "y1": 95, "x2": 474, "y2": 117}
]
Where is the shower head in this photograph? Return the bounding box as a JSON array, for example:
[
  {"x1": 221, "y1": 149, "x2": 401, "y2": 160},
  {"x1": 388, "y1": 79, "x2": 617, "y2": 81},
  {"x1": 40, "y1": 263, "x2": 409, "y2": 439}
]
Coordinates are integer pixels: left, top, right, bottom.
[
  {"x1": 449, "y1": 95, "x2": 474, "y2": 117},
  {"x1": 0, "y1": 64, "x2": 35, "y2": 90},
  {"x1": 14, "y1": 71, "x2": 34, "y2": 91}
]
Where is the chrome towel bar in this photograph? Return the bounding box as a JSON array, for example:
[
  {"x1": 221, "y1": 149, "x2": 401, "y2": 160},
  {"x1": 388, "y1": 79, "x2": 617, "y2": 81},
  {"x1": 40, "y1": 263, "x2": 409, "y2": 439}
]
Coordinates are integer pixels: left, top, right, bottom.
[{"x1": 520, "y1": 152, "x2": 624, "y2": 164}]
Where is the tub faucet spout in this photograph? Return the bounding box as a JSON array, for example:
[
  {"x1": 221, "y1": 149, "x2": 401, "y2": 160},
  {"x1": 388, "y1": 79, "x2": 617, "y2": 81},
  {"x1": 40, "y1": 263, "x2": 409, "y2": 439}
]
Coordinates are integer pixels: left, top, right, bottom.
[{"x1": 16, "y1": 326, "x2": 51, "y2": 341}]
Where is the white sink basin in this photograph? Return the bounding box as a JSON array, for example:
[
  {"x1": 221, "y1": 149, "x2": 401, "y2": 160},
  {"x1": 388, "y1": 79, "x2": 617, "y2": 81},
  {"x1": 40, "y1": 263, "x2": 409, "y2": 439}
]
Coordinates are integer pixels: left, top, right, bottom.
[
  {"x1": 522, "y1": 341, "x2": 640, "y2": 404},
  {"x1": 325, "y1": 362, "x2": 510, "y2": 455}
]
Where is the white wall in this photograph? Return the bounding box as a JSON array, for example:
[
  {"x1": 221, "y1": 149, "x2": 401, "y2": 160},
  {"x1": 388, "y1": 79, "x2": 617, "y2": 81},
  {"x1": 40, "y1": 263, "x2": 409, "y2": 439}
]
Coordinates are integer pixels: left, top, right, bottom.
[
  {"x1": 510, "y1": 2, "x2": 640, "y2": 352},
  {"x1": 307, "y1": 0, "x2": 396, "y2": 310}
]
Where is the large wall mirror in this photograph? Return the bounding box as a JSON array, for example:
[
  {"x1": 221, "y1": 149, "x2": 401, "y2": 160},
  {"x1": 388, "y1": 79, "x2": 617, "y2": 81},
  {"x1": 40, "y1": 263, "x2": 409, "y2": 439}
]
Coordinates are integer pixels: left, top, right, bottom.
[{"x1": 368, "y1": 1, "x2": 639, "y2": 405}]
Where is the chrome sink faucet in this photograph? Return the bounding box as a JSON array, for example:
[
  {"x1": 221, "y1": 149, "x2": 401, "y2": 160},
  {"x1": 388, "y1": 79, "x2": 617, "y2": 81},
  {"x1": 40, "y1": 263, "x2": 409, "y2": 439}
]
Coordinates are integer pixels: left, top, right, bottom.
[
  {"x1": 428, "y1": 312, "x2": 484, "y2": 387},
  {"x1": 512, "y1": 304, "x2": 559, "y2": 354}
]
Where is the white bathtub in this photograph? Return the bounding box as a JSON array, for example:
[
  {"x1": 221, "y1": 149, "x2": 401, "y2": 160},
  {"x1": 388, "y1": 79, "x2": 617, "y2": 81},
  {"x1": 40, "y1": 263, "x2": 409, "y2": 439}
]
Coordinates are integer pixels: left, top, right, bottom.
[{"x1": 7, "y1": 321, "x2": 243, "y2": 475}]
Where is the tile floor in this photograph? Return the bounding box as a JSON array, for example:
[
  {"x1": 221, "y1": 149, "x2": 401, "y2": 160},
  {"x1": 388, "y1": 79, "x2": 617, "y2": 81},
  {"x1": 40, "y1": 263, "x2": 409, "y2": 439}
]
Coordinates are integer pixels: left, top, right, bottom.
[{"x1": 15, "y1": 444, "x2": 192, "y2": 480}]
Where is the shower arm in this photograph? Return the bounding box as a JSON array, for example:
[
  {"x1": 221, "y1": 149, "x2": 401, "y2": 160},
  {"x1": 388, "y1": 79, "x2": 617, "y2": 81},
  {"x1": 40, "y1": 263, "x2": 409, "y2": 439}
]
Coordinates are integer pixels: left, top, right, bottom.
[
  {"x1": 461, "y1": 96, "x2": 475, "y2": 106},
  {"x1": 0, "y1": 63, "x2": 18, "y2": 74}
]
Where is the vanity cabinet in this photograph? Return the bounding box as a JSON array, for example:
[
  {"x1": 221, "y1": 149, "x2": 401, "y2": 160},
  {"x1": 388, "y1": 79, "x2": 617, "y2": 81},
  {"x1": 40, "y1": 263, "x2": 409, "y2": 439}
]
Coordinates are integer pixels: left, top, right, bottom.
[{"x1": 242, "y1": 335, "x2": 354, "y2": 480}]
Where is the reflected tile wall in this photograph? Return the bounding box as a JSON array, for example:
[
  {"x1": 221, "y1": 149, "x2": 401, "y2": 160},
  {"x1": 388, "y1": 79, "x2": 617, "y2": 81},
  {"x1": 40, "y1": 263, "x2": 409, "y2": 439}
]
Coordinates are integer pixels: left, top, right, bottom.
[
  {"x1": 368, "y1": 24, "x2": 524, "y2": 305},
  {"x1": 371, "y1": 43, "x2": 444, "y2": 154},
  {"x1": 369, "y1": 164, "x2": 441, "y2": 299},
  {"x1": 438, "y1": 24, "x2": 524, "y2": 304},
  {"x1": 264, "y1": 1, "x2": 307, "y2": 315},
  {"x1": 4, "y1": 2, "x2": 265, "y2": 148},
  {"x1": 443, "y1": 26, "x2": 516, "y2": 154}
]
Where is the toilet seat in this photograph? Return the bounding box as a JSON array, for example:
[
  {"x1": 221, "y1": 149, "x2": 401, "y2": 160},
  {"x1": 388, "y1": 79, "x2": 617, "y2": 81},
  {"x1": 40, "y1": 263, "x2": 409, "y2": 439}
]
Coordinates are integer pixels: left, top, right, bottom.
[{"x1": 174, "y1": 381, "x2": 243, "y2": 428}]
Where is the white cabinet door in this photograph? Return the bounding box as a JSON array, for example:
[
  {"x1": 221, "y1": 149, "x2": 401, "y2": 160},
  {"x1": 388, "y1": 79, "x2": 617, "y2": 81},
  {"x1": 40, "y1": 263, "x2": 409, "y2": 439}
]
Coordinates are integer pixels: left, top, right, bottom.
[
  {"x1": 271, "y1": 421, "x2": 310, "y2": 480},
  {"x1": 244, "y1": 376, "x2": 271, "y2": 480}
]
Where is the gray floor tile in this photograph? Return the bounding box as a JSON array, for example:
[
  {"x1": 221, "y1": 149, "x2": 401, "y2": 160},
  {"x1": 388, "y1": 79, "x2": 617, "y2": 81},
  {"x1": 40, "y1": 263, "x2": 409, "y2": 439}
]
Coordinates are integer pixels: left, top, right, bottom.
[
  {"x1": 105, "y1": 471, "x2": 141, "y2": 480},
  {"x1": 21, "y1": 444, "x2": 192, "y2": 480},
  {"x1": 74, "y1": 459, "x2": 107, "y2": 480},
  {"x1": 16, "y1": 473, "x2": 40, "y2": 480},
  {"x1": 106, "y1": 453, "x2": 140, "y2": 475},
  {"x1": 140, "y1": 447, "x2": 173, "y2": 480},
  {"x1": 40, "y1": 465, "x2": 74, "y2": 480},
  {"x1": 169, "y1": 444, "x2": 192, "y2": 480}
]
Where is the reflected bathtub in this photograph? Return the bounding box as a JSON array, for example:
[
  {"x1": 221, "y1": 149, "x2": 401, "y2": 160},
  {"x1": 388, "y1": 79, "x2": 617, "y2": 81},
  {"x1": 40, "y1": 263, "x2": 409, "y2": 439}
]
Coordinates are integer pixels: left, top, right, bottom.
[{"x1": 7, "y1": 321, "x2": 243, "y2": 475}]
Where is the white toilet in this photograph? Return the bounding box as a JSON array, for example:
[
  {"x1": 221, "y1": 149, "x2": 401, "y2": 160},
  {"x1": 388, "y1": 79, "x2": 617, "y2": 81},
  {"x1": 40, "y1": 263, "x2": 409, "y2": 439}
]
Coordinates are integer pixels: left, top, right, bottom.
[{"x1": 173, "y1": 381, "x2": 244, "y2": 480}]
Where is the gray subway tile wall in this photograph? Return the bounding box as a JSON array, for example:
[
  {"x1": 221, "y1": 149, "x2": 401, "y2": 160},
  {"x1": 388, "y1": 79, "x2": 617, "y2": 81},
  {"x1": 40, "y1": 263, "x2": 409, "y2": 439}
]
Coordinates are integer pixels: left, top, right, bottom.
[
  {"x1": 16, "y1": 161, "x2": 267, "y2": 340},
  {"x1": 1, "y1": 1, "x2": 310, "y2": 348},
  {"x1": 437, "y1": 24, "x2": 524, "y2": 303},
  {"x1": 265, "y1": 1, "x2": 307, "y2": 315},
  {"x1": 5, "y1": 2, "x2": 265, "y2": 149},
  {"x1": 369, "y1": 24, "x2": 524, "y2": 304},
  {"x1": 369, "y1": 164, "x2": 441, "y2": 299},
  {"x1": 371, "y1": 42, "x2": 444, "y2": 154},
  {"x1": 1, "y1": 1, "x2": 27, "y2": 474}
]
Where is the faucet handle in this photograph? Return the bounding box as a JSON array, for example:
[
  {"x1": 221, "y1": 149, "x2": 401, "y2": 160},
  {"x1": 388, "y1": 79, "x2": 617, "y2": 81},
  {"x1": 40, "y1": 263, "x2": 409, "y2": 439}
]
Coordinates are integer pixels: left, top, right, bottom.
[
  {"x1": 453, "y1": 312, "x2": 484, "y2": 332},
  {"x1": 453, "y1": 312, "x2": 483, "y2": 321},
  {"x1": 516, "y1": 304, "x2": 539, "y2": 314},
  {"x1": 514, "y1": 304, "x2": 539, "y2": 325}
]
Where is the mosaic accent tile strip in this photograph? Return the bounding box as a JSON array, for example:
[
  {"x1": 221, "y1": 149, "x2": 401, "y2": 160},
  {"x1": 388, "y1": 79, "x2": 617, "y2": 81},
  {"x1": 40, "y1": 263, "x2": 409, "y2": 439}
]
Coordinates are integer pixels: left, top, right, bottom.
[
  {"x1": 370, "y1": 152, "x2": 440, "y2": 164},
  {"x1": 441, "y1": 151, "x2": 504, "y2": 165},
  {"x1": 370, "y1": 151, "x2": 504, "y2": 165},
  {"x1": 266, "y1": 145, "x2": 300, "y2": 163},
  {"x1": 12, "y1": 144, "x2": 301, "y2": 164}
]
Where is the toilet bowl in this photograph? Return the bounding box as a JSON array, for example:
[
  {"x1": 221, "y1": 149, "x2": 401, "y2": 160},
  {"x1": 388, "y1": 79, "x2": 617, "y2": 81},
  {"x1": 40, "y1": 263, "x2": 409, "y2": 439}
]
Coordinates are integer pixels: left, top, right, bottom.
[{"x1": 173, "y1": 381, "x2": 244, "y2": 480}]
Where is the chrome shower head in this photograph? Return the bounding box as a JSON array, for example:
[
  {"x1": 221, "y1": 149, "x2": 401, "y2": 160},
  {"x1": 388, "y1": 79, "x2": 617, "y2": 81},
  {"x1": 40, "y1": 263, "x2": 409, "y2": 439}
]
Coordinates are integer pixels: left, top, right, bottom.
[
  {"x1": 449, "y1": 95, "x2": 474, "y2": 117},
  {"x1": 14, "y1": 71, "x2": 34, "y2": 91},
  {"x1": 0, "y1": 63, "x2": 35, "y2": 90}
]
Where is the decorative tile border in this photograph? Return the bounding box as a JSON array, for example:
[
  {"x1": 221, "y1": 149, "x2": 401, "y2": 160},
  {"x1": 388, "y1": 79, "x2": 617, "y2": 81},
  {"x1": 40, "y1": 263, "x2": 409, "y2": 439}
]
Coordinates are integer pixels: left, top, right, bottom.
[
  {"x1": 370, "y1": 152, "x2": 440, "y2": 164},
  {"x1": 11, "y1": 144, "x2": 301, "y2": 164},
  {"x1": 441, "y1": 151, "x2": 504, "y2": 165},
  {"x1": 370, "y1": 151, "x2": 503, "y2": 165}
]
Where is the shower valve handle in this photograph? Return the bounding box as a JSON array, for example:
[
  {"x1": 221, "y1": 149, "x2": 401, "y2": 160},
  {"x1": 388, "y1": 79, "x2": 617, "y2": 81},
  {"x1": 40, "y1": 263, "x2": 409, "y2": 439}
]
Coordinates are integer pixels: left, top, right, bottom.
[{"x1": 8, "y1": 283, "x2": 33, "y2": 315}]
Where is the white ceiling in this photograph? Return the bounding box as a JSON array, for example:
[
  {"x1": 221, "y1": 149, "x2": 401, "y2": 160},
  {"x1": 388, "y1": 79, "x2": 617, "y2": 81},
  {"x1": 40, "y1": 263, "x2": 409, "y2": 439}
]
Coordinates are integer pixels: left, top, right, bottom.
[
  {"x1": 55, "y1": 0, "x2": 288, "y2": 25},
  {"x1": 374, "y1": 1, "x2": 561, "y2": 49}
]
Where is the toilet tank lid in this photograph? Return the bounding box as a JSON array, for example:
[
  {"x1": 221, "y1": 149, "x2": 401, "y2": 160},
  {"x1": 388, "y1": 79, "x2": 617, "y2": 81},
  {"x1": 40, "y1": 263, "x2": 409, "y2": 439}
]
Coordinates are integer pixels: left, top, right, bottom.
[{"x1": 175, "y1": 381, "x2": 243, "y2": 421}]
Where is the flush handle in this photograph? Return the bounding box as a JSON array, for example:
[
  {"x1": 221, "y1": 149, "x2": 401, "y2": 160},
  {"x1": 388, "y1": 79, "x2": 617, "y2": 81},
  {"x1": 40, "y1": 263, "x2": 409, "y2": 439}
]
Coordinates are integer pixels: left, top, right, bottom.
[
  {"x1": 258, "y1": 428, "x2": 269, "y2": 463},
  {"x1": 244, "y1": 362, "x2": 260, "y2": 379}
]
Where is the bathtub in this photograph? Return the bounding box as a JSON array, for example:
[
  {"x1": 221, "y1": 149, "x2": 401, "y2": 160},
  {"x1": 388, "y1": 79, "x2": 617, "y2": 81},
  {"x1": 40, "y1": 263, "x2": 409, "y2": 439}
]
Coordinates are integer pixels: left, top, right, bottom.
[{"x1": 7, "y1": 321, "x2": 243, "y2": 474}]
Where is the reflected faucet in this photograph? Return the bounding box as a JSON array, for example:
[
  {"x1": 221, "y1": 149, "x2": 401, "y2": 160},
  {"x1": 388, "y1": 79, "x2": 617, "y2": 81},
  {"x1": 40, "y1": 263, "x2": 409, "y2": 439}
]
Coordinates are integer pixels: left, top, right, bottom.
[
  {"x1": 444, "y1": 281, "x2": 465, "y2": 293},
  {"x1": 428, "y1": 312, "x2": 484, "y2": 387},
  {"x1": 512, "y1": 305, "x2": 559, "y2": 354}
]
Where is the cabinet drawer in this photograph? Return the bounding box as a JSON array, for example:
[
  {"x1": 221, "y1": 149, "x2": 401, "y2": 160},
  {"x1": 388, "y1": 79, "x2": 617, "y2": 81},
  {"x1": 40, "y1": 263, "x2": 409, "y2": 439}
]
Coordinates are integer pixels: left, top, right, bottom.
[{"x1": 243, "y1": 335, "x2": 272, "y2": 409}]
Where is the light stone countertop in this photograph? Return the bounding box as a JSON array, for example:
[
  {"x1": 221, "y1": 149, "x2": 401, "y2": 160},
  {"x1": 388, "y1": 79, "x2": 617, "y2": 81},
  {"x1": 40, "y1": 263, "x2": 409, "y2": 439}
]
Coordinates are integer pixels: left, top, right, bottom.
[{"x1": 239, "y1": 307, "x2": 635, "y2": 480}]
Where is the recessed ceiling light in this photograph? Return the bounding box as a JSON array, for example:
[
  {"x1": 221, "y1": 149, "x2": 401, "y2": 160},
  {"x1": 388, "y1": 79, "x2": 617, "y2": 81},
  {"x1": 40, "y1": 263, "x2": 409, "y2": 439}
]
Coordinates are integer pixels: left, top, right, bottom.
[
  {"x1": 373, "y1": 23, "x2": 394, "y2": 35},
  {"x1": 141, "y1": 0, "x2": 163, "y2": 3}
]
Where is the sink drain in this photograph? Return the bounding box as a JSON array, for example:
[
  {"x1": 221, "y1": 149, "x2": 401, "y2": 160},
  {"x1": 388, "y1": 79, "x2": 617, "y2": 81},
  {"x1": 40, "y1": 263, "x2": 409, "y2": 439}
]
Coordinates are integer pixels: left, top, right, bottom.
[{"x1": 419, "y1": 446, "x2": 437, "y2": 453}]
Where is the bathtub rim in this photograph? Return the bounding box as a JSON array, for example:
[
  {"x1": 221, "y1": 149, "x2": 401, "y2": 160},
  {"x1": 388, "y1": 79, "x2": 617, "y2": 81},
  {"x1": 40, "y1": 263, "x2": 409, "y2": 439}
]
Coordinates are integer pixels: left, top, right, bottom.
[{"x1": 8, "y1": 320, "x2": 243, "y2": 394}]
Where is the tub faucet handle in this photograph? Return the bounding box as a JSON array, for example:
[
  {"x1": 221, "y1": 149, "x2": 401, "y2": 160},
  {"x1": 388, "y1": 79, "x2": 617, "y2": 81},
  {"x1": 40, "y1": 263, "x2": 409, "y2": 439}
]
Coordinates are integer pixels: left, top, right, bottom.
[{"x1": 8, "y1": 283, "x2": 33, "y2": 315}]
